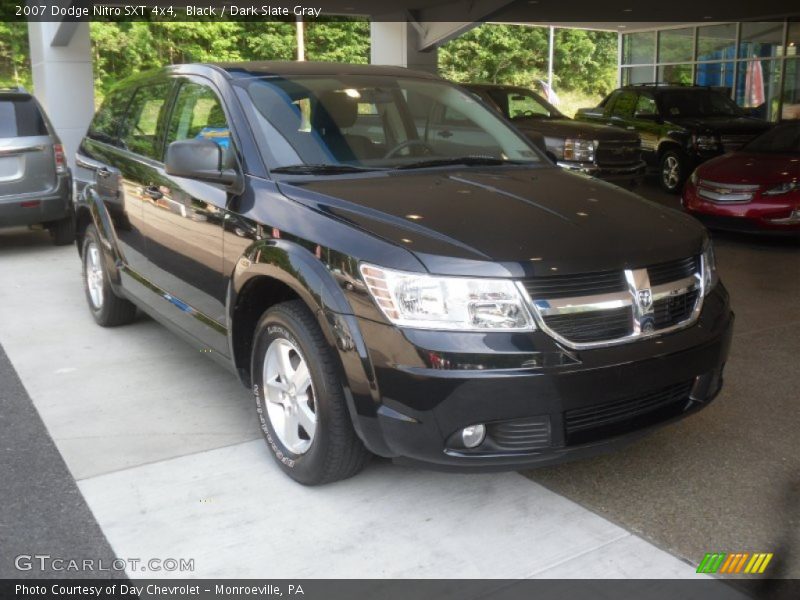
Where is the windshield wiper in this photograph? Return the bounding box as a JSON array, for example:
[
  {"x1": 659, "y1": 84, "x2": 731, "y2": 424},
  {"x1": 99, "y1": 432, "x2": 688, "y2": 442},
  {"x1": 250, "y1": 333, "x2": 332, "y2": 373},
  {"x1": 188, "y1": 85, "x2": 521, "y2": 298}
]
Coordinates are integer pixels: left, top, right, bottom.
[
  {"x1": 394, "y1": 156, "x2": 527, "y2": 170},
  {"x1": 271, "y1": 164, "x2": 383, "y2": 175}
]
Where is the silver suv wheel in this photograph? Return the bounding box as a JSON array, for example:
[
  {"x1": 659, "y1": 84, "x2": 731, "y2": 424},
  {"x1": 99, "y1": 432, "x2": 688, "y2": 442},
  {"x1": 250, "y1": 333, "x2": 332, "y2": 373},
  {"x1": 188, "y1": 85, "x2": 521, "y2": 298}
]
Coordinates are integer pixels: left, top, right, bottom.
[
  {"x1": 262, "y1": 337, "x2": 317, "y2": 455},
  {"x1": 85, "y1": 241, "x2": 104, "y2": 309}
]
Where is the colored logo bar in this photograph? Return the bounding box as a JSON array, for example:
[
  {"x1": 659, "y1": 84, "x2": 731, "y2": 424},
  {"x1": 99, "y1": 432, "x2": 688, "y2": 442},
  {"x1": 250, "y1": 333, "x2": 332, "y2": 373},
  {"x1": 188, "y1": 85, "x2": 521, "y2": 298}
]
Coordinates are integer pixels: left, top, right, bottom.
[{"x1": 697, "y1": 552, "x2": 773, "y2": 574}]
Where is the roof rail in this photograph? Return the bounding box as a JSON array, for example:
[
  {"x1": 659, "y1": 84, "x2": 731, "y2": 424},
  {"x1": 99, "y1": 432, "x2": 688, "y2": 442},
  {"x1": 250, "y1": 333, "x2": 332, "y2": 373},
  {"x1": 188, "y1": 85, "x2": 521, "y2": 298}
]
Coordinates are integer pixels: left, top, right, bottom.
[
  {"x1": 627, "y1": 82, "x2": 705, "y2": 88},
  {"x1": 0, "y1": 85, "x2": 28, "y2": 93}
]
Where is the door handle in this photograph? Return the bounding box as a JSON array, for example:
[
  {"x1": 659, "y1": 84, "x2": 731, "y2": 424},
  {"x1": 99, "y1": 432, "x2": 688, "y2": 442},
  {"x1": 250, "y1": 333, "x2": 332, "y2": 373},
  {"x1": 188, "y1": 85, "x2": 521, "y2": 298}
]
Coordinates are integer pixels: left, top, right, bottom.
[
  {"x1": 437, "y1": 130, "x2": 453, "y2": 139},
  {"x1": 143, "y1": 185, "x2": 163, "y2": 200}
]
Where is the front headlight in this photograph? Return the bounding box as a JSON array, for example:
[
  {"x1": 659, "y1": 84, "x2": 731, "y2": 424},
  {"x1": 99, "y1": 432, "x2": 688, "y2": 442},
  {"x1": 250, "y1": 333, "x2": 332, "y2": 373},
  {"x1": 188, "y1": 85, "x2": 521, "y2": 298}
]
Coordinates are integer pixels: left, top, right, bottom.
[
  {"x1": 763, "y1": 181, "x2": 798, "y2": 196},
  {"x1": 563, "y1": 138, "x2": 597, "y2": 162},
  {"x1": 701, "y1": 240, "x2": 718, "y2": 296},
  {"x1": 693, "y1": 134, "x2": 720, "y2": 151},
  {"x1": 359, "y1": 264, "x2": 535, "y2": 331}
]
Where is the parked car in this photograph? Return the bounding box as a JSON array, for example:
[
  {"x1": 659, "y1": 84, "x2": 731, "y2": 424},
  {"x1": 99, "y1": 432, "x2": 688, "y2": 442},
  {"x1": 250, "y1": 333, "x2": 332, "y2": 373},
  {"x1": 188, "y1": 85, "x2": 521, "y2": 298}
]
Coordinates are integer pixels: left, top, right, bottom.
[
  {"x1": 576, "y1": 84, "x2": 772, "y2": 193},
  {"x1": 0, "y1": 87, "x2": 73, "y2": 244},
  {"x1": 74, "y1": 62, "x2": 733, "y2": 485},
  {"x1": 463, "y1": 83, "x2": 645, "y2": 187},
  {"x1": 683, "y1": 120, "x2": 800, "y2": 234}
]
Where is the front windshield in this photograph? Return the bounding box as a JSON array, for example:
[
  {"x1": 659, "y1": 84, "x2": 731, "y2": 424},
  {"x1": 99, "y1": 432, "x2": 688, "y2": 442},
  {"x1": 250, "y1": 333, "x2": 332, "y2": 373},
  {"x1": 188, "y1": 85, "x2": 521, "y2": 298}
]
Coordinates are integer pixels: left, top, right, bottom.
[
  {"x1": 744, "y1": 122, "x2": 800, "y2": 154},
  {"x1": 486, "y1": 88, "x2": 561, "y2": 121},
  {"x1": 239, "y1": 75, "x2": 542, "y2": 171},
  {"x1": 657, "y1": 90, "x2": 743, "y2": 118}
]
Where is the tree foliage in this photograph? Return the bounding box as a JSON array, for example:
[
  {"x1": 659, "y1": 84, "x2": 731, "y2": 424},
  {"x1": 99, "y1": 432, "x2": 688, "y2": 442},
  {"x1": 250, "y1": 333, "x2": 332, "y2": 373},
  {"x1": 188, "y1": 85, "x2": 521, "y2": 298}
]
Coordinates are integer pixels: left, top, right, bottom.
[
  {"x1": 89, "y1": 19, "x2": 369, "y2": 100},
  {"x1": 439, "y1": 24, "x2": 617, "y2": 96},
  {"x1": 2, "y1": 20, "x2": 615, "y2": 103},
  {"x1": 0, "y1": 22, "x2": 32, "y2": 89}
]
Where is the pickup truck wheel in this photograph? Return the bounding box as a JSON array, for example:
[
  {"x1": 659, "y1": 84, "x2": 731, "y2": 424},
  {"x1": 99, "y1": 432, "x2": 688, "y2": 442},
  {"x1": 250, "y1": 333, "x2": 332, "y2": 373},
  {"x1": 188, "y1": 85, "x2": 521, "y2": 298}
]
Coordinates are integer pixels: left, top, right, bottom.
[
  {"x1": 252, "y1": 300, "x2": 370, "y2": 485},
  {"x1": 50, "y1": 214, "x2": 75, "y2": 246},
  {"x1": 660, "y1": 150, "x2": 687, "y2": 193},
  {"x1": 81, "y1": 225, "x2": 137, "y2": 327}
]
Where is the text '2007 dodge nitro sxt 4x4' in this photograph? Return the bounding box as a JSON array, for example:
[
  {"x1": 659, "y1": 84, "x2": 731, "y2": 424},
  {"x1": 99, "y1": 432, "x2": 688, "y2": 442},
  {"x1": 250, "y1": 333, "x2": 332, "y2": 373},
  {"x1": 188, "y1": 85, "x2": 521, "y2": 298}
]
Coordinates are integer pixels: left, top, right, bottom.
[{"x1": 74, "y1": 62, "x2": 733, "y2": 485}]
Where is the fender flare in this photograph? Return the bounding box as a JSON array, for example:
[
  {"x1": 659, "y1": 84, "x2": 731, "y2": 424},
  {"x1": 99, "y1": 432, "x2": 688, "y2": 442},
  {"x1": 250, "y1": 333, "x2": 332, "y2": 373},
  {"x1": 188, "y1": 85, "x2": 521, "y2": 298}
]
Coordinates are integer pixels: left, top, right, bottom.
[
  {"x1": 76, "y1": 186, "x2": 125, "y2": 290},
  {"x1": 229, "y1": 239, "x2": 384, "y2": 450}
]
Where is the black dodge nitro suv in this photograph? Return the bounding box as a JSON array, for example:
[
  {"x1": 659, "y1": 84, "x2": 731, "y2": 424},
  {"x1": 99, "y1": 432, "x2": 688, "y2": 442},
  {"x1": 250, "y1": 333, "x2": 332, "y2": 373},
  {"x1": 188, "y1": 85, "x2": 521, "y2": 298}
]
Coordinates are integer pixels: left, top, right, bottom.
[
  {"x1": 576, "y1": 84, "x2": 771, "y2": 193},
  {"x1": 74, "y1": 63, "x2": 733, "y2": 485}
]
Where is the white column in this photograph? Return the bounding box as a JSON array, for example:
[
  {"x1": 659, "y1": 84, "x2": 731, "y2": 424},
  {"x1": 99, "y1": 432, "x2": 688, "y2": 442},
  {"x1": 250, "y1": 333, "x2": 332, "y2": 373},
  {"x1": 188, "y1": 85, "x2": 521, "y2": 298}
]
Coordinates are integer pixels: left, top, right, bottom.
[
  {"x1": 370, "y1": 20, "x2": 438, "y2": 74},
  {"x1": 27, "y1": 21, "x2": 94, "y2": 168}
]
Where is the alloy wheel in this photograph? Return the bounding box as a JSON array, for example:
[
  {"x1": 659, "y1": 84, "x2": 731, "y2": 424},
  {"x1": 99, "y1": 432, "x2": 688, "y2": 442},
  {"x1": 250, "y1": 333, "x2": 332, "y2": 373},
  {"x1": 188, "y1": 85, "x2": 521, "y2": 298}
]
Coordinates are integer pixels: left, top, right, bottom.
[
  {"x1": 662, "y1": 155, "x2": 680, "y2": 190},
  {"x1": 262, "y1": 337, "x2": 317, "y2": 454},
  {"x1": 85, "y1": 242, "x2": 104, "y2": 309}
]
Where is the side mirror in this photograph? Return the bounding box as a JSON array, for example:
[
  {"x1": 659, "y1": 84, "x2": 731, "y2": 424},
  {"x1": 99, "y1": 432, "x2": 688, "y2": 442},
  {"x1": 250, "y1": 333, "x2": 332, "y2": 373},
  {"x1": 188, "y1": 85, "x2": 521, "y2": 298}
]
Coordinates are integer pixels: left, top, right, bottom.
[{"x1": 165, "y1": 139, "x2": 239, "y2": 186}]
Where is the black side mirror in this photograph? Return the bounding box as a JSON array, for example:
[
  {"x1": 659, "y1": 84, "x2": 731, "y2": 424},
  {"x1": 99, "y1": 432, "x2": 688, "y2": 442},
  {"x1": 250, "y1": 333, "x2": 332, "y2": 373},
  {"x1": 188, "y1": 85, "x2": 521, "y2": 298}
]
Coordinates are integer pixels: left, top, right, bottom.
[{"x1": 165, "y1": 139, "x2": 239, "y2": 186}]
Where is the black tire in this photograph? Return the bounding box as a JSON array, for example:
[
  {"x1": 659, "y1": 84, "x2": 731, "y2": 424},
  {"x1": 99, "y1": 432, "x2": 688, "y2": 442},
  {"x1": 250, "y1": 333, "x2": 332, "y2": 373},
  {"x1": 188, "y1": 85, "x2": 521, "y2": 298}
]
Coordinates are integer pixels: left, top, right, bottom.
[
  {"x1": 50, "y1": 214, "x2": 75, "y2": 246},
  {"x1": 252, "y1": 300, "x2": 370, "y2": 485},
  {"x1": 659, "y1": 150, "x2": 688, "y2": 194},
  {"x1": 81, "y1": 225, "x2": 137, "y2": 327}
]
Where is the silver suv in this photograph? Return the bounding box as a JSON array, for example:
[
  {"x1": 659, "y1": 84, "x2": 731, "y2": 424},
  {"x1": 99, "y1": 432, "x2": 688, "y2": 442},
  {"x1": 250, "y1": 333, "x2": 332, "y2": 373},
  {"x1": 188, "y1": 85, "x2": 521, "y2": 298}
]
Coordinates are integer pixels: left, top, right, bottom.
[{"x1": 0, "y1": 87, "x2": 73, "y2": 244}]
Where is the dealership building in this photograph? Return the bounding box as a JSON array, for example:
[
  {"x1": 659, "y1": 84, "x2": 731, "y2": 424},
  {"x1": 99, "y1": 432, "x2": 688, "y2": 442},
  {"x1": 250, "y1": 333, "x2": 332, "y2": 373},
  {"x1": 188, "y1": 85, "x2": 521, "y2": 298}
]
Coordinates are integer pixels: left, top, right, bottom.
[{"x1": 23, "y1": 2, "x2": 800, "y2": 165}]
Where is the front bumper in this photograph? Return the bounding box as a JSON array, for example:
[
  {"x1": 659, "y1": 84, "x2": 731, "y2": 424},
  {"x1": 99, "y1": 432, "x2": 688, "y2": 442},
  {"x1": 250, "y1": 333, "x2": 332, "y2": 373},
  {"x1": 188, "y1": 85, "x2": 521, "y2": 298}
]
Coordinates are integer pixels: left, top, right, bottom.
[
  {"x1": 683, "y1": 184, "x2": 800, "y2": 234},
  {"x1": 557, "y1": 160, "x2": 646, "y2": 186},
  {"x1": 353, "y1": 284, "x2": 733, "y2": 470},
  {"x1": 0, "y1": 174, "x2": 71, "y2": 227}
]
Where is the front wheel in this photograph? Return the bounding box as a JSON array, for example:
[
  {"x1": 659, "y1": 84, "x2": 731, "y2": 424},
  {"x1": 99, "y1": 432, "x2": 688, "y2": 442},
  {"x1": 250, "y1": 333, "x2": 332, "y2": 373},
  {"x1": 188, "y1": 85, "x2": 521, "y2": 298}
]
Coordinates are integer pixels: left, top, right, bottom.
[
  {"x1": 252, "y1": 300, "x2": 370, "y2": 485},
  {"x1": 660, "y1": 150, "x2": 688, "y2": 193},
  {"x1": 81, "y1": 225, "x2": 137, "y2": 327}
]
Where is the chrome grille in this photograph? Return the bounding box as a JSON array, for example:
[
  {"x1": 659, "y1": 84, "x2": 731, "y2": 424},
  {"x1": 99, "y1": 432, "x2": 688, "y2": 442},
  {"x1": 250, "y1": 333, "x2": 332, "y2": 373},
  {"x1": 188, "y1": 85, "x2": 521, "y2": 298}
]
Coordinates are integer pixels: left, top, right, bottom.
[
  {"x1": 543, "y1": 307, "x2": 632, "y2": 343},
  {"x1": 653, "y1": 289, "x2": 700, "y2": 328},
  {"x1": 522, "y1": 270, "x2": 625, "y2": 299},
  {"x1": 595, "y1": 140, "x2": 642, "y2": 167},
  {"x1": 523, "y1": 256, "x2": 703, "y2": 348},
  {"x1": 648, "y1": 256, "x2": 698, "y2": 286},
  {"x1": 720, "y1": 134, "x2": 756, "y2": 152}
]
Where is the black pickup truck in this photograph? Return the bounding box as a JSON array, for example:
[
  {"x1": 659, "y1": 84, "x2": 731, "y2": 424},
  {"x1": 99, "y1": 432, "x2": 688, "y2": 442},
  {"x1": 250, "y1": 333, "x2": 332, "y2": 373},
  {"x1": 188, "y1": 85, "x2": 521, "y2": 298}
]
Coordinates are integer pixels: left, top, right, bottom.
[
  {"x1": 464, "y1": 83, "x2": 645, "y2": 187},
  {"x1": 576, "y1": 84, "x2": 772, "y2": 192}
]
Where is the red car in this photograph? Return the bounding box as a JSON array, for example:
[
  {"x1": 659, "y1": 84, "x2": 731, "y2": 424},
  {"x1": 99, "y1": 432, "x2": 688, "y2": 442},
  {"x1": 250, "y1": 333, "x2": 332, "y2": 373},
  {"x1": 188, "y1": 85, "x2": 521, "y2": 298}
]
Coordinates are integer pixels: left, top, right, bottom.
[{"x1": 683, "y1": 121, "x2": 800, "y2": 234}]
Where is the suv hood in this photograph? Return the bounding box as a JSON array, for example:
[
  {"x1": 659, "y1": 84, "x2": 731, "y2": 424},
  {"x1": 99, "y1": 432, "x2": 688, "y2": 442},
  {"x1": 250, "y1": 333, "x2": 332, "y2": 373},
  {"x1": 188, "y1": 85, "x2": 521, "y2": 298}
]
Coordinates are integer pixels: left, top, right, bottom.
[
  {"x1": 698, "y1": 151, "x2": 800, "y2": 186},
  {"x1": 278, "y1": 166, "x2": 705, "y2": 278},
  {"x1": 667, "y1": 116, "x2": 771, "y2": 135},
  {"x1": 513, "y1": 117, "x2": 639, "y2": 142}
]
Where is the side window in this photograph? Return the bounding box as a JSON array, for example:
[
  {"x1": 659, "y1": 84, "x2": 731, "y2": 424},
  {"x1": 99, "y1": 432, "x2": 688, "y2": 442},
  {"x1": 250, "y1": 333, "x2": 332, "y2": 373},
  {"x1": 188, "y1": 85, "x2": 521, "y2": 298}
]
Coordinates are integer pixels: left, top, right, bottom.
[
  {"x1": 611, "y1": 91, "x2": 637, "y2": 118},
  {"x1": 635, "y1": 94, "x2": 658, "y2": 116},
  {"x1": 165, "y1": 82, "x2": 231, "y2": 163},
  {"x1": 88, "y1": 90, "x2": 131, "y2": 145},
  {"x1": 601, "y1": 92, "x2": 619, "y2": 116},
  {"x1": 119, "y1": 82, "x2": 172, "y2": 160},
  {"x1": 441, "y1": 104, "x2": 473, "y2": 126}
]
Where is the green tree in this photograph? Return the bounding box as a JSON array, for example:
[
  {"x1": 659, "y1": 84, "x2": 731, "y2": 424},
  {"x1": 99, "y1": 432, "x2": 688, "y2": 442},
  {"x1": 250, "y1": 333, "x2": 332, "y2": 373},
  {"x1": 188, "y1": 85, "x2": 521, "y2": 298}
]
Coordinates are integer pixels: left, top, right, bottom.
[{"x1": 0, "y1": 22, "x2": 32, "y2": 89}]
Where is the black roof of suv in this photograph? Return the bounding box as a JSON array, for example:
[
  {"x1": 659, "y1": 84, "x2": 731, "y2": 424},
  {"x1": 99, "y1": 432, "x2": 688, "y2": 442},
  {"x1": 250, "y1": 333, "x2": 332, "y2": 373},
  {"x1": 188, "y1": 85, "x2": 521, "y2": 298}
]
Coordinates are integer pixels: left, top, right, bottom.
[{"x1": 72, "y1": 62, "x2": 732, "y2": 485}]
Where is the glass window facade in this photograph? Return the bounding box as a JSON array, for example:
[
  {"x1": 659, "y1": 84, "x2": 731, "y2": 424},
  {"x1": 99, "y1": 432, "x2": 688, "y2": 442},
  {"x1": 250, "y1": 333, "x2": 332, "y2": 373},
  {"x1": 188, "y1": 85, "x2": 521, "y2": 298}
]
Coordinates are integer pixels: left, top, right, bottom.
[{"x1": 621, "y1": 20, "x2": 800, "y2": 121}]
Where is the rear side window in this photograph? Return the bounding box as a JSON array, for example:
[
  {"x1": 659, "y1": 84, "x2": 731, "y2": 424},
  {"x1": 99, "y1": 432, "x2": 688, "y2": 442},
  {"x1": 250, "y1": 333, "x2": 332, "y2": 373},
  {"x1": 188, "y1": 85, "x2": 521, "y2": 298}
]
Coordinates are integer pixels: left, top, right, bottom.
[
  {"x1": 0, "y1": 97, "x2": 48, "y2": 138},
  {"x1": 119, "y1": 82, "x2": 172, "y2": 160},
  {"x1": 611, "y1": 91, "x2": 637, "y2": 118},
  {"x1": 88, "y1": 91, "x2": 131, "y2": 145}
]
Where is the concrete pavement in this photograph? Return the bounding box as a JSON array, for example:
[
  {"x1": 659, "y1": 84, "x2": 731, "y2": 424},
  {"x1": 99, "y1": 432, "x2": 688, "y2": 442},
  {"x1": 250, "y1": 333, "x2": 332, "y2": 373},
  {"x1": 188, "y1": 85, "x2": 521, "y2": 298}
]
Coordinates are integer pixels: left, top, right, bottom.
[{"x1": 0, "y1": 225, "x2": 702, "y2": 580}]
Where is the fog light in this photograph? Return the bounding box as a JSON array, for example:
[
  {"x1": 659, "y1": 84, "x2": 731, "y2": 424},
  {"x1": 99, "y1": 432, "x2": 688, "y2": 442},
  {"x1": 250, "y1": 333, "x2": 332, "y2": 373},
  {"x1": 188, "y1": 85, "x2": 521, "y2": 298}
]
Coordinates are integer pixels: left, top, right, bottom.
[{"x1": 461, "y1": 424, "x2": 486, "y2": 448}]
